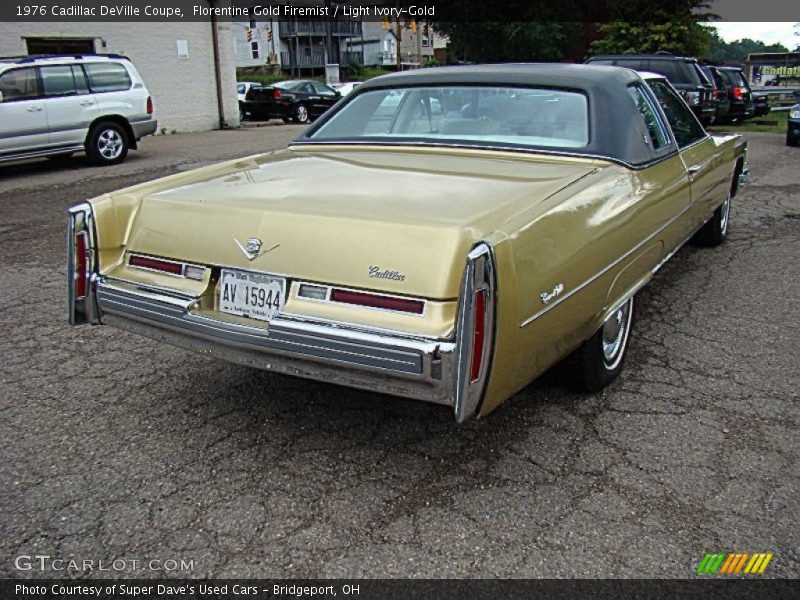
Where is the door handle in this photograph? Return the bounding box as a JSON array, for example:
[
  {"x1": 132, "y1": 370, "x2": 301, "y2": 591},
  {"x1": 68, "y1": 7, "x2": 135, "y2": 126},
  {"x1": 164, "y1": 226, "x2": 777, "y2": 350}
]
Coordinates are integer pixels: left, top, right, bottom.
[
  {"x1": 687, "y1": 165, "x2": 702, "y2": 181},
  {"x1": 26, "y1": 106, "x2": 43, "y2": 112},
  {"x1": 79, "y1": 100, "x2": 94, "y2": 106}
]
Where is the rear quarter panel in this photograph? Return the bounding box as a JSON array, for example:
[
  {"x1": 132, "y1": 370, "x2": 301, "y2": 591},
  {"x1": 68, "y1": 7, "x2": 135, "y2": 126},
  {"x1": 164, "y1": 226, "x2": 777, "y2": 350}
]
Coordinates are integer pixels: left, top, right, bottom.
[{"x1": 479, "y1": 156, "x2": 692, "y2": 416}]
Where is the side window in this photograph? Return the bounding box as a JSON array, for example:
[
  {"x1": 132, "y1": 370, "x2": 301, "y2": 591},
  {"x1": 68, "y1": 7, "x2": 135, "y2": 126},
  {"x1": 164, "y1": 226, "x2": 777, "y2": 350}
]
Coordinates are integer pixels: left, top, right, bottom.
[
  {"x1": 40, "y1": 65, "x2": 78, "y2": 96},
  {"x1": 300, "y1": 83, "x2": 314, "y2": 94},
  {"x1": 647, "y1": 80, "x2": 705, "y2": 148},
  {"x1": 312, "y1": 81, "x2": 335, "y2": 95},
  {"x1": 72, "y1": 65, "x2": 90, "y2": 94},
  {"x1": 626, "y1": 85, "x2": 670, "y2": 150},
  {"x1": 0, "y1": 67, "x2": 40, "y2": 102},
  {"x1": 84, "y1": 62, "x2": 132, "y2": 93},
  {"x1": 237, "y1": 83, "x2": 245, "y2": 94}
]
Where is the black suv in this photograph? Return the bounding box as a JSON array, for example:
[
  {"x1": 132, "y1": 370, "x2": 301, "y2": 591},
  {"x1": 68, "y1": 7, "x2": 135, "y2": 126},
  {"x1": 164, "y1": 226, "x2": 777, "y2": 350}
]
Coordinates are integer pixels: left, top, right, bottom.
[
  {"x1": 715, "y1": 67, "x2": 755, "y2": 122},
  {"x1": 586, "y1": 52, "x2": 715, "y2": 126}
]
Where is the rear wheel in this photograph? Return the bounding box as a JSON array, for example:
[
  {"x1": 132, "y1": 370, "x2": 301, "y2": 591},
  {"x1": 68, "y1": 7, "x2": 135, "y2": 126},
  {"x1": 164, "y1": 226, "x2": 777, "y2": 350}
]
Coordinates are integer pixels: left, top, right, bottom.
[
  {"x1": 86, "y1": 121, "x2": 128, "y2": 165},
  {"x1": 292, "y1": 104, "x2": 309, "y2": 124},
  {"x1": 564, "y1": 296, "x2": 635, "y2": 392},
  {"x1": 694, "y1": 190, "x2": 732, "y2": 247}
]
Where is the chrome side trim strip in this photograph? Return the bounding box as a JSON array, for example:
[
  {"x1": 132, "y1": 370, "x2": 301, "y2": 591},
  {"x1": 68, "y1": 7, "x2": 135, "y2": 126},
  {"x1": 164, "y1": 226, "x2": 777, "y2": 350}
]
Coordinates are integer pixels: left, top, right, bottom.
[
  {"x1": 520, "y1": 201, "x2": 693, "y2": 328},
  {"x1": 1, "y1": 144, "x2": 84, "y2": 163}
]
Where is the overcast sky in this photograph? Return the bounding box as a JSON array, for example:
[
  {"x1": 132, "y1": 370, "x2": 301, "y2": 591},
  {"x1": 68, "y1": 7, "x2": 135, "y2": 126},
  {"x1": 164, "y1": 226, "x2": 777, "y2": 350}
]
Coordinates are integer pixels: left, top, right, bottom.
[{"x1": 709, "y1": 22, "x2": 799, "y2": 50}]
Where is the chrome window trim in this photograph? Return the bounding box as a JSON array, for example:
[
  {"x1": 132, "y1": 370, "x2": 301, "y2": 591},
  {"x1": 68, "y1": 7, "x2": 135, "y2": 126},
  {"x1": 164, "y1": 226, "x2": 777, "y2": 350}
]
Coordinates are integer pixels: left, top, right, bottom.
[{"x1": 289, "y1": 141, "x2": 680, "y2": 172}]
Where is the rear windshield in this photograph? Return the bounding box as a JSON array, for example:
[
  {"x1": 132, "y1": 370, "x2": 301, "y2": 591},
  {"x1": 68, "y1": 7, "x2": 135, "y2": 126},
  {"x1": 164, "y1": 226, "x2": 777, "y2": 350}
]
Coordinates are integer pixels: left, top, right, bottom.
[
  {"x1": 721, "y1": 70, "x2": 748, "y2": 87},
  {"x1": 275, "y1": 80, "x2": 305, "y2": 91},
  {"x1": 308, "y1": 85, "x2": 590, "y2": 149}
]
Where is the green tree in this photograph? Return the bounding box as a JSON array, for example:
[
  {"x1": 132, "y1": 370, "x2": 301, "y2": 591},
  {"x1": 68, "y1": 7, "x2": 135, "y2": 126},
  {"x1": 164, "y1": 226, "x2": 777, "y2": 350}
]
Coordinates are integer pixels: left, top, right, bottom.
[
  {"x1": 589, "y1": 21, "x2": 711, "y2": 56},
  {"x1": 704, "y1": 27, "x2": 790, "y2": 62},
  {"x1": 432, "y1": 22, "x2": 577, "y2": 63}
]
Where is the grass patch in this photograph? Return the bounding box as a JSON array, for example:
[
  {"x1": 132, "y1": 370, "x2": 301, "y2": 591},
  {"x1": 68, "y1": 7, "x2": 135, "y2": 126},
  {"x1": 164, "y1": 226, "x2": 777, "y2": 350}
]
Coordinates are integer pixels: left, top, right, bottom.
[{"x1": 709, "y1": 110, "x2": 789, "y2": 134}]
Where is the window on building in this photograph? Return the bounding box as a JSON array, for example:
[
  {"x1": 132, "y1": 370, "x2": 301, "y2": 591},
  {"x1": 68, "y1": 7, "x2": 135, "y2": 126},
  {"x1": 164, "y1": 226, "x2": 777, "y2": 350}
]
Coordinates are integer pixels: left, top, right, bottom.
[
  {"x1": 25, "y1": 37, "x2": 94, "y2": 55},
  {"x1": 84, "y1": 62, "x2": 132, "y2": 93},
  {"x1": 251, "y1": 41, "x2": 260, "y2": 59},
  {"x1": 0, "y1": 67, "x2": 40, "y2": 101},
  {"x1": 422, "y1": 36, "x2": 430, "y2": 47}
]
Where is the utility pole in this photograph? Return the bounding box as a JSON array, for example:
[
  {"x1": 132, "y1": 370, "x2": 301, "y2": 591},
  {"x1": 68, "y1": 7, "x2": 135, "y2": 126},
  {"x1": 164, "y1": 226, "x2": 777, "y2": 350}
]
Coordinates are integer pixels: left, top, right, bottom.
[{"x1": 395, "y1": 0, "x2": 402, "y2": 70}]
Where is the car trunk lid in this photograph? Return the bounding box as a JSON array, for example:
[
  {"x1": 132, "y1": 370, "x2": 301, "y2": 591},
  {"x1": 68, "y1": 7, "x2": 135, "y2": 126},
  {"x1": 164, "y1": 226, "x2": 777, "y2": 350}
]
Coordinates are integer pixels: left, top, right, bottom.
[{"x1": 120, "y1": 146, "x2": 597, "y2": 300}]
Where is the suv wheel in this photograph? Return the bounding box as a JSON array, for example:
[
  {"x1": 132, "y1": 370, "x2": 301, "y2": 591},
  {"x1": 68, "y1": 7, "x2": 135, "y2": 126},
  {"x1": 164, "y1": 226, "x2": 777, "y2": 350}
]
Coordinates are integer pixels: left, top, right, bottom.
[{"x1": 86, "y1": 121, "x2": 129, "y2": 165}]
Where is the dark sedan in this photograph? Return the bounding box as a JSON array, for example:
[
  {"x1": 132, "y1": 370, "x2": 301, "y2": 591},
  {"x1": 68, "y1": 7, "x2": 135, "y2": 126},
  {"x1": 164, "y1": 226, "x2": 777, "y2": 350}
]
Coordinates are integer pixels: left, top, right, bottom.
[{"x1": 241, "y1": 80, "x2": 341, "y2": 123}]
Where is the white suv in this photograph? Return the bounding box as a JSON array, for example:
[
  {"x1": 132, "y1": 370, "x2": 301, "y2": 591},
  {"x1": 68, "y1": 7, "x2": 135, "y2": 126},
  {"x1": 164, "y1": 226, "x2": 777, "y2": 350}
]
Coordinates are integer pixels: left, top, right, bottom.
[{"x1": 0, "y1": 54, "x2": 156, "y2": 165}]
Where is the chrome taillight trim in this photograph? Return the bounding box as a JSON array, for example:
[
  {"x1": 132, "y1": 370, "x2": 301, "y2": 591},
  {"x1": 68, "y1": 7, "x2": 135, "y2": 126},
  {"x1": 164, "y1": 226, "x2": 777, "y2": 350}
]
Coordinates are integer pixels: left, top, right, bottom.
[
  {"x1": 453, "y1": 242, "x2": 497, "y2": 423},
  {"x1": 295, "y1": 281, "x2": 428, "y2": 317},
  {"x1": 127, "y1": 253, "x2": 207, "y2": 281},
  {"x1": 67, "y1": 203, "x2": 100, "y2": 326}
]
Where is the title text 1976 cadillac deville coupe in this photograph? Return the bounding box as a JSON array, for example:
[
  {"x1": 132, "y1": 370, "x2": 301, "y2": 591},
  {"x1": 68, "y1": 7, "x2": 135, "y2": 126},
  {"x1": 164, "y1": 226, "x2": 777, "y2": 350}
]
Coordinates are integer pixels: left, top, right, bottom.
[{"x1": 67, "y1": 65, "x2": 748, "y2": 423}]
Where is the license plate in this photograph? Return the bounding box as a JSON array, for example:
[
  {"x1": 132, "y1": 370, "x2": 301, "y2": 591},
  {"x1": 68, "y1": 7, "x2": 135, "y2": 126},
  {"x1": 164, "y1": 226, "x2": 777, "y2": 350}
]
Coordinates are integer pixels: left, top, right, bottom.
[{"x1": 219, "y1": 269, "x2": 285, "y2": 322}]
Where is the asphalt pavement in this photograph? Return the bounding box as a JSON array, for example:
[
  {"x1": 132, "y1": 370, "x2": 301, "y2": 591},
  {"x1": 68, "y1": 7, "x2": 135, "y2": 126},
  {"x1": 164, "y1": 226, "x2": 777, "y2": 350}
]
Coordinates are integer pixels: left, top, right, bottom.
[{"x1": 0, "y1": 128, "x2": 797, "y2": 578}]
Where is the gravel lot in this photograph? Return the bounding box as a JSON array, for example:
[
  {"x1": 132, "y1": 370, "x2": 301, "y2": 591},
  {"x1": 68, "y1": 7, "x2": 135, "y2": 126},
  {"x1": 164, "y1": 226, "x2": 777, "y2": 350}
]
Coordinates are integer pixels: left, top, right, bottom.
[{"x1": 0, "y1": 128, "x2": 797, "y2": 579}]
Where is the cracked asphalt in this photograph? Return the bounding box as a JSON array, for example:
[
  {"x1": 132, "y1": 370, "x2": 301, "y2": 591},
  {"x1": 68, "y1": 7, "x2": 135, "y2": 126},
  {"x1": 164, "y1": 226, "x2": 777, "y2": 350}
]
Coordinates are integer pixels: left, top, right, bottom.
[{"x1": 0, "y1": 128, "x2": 797, "y2": 579}]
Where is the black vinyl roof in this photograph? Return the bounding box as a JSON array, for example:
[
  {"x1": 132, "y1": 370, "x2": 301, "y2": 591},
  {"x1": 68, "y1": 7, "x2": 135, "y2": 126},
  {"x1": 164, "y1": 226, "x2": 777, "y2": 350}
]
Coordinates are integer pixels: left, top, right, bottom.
[{"x1": 298, "y1": 63, "x2": 679, "y2": 167}]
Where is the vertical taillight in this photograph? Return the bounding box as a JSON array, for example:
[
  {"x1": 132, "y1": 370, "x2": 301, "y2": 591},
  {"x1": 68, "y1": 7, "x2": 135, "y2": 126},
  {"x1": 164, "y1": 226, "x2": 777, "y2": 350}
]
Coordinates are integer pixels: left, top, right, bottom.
[
  {"x1": 146, "y1": 96, "x2": 153, "y2": 115},
  {"x1": 732, "y1": 86, "x2": 743, "y2": 101},
  {"x1": 469, "y1": 290, "x2": 486, "y2": 382},
  {"x1": 454, "y1": 243, "x2": 496, "y2": 423},
  {"x1": 75, "y1": 231, "x2": 88, "y2": 298}
]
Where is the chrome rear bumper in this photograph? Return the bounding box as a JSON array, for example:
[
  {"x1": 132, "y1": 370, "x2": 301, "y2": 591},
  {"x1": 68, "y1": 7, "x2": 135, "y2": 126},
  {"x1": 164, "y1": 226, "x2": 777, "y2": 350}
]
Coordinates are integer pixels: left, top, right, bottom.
[
  {"x1": 68, "y1": 204, "x2": 496, "y2": 422},
  {"x1": 96, "y1": 278, "x2": 457, "y2": 407}
]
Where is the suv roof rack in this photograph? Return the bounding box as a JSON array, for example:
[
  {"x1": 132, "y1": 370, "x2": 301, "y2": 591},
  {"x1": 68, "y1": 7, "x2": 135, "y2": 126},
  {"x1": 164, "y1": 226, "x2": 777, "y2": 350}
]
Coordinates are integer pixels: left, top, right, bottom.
[{"x1": 0, "y1": 53, "x2": 130, "y2": 63}]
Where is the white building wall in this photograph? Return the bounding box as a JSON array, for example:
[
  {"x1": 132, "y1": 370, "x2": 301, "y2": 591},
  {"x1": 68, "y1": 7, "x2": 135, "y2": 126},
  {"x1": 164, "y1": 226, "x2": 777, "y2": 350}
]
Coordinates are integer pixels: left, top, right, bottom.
[{"x1": 0, "y1": 22, "x2": 239, "y2": 132}]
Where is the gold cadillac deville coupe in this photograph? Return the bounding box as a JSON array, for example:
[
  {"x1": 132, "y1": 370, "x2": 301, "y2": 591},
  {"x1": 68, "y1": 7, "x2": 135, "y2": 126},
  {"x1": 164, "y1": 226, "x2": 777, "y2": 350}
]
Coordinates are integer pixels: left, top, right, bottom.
[{"x1": 67, "y1": 65, "x2": 748, "y2": 422}]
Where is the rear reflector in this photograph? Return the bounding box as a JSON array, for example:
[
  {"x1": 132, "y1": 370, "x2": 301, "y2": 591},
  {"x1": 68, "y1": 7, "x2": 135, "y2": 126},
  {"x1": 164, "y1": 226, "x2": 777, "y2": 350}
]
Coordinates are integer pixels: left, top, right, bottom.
[
  {"x1": 330, "y1": 288, "x2": 424, "y2": 315},
  {"x1": 129, "y1": 255, "x2": 183, "y2": 275},
  {"x1": 146, "y1": 96, "x2": 153, "y2": 115},
  {"x1": 75, "y1": 232, "x2": 88, "y2": 298},
  {"x1": 184, "y1": 264, "x2": 206, "y2": 281},
  {"x1": 469, "y1": 290, "x2": 486, "y2": 382},
  {"x1": 298, "y1": 284, "x2": 329, "y2": 301}
]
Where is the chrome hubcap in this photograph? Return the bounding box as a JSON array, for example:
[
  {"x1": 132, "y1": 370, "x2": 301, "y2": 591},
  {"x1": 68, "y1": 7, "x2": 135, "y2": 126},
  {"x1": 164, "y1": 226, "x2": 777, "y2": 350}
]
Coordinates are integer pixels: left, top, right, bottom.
[
  {"x1": 97, "y1": 129, "x2": 123, "y2": 160},
  {"x1": 720, "y1": 193, "x2": 731, "y2": 235},
  {"x1": 297, "y1": 106, "x2": 308, "y2": 121},
  {"x1": 602, "y1": 297, "x2": 632, "y2": 369}
]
